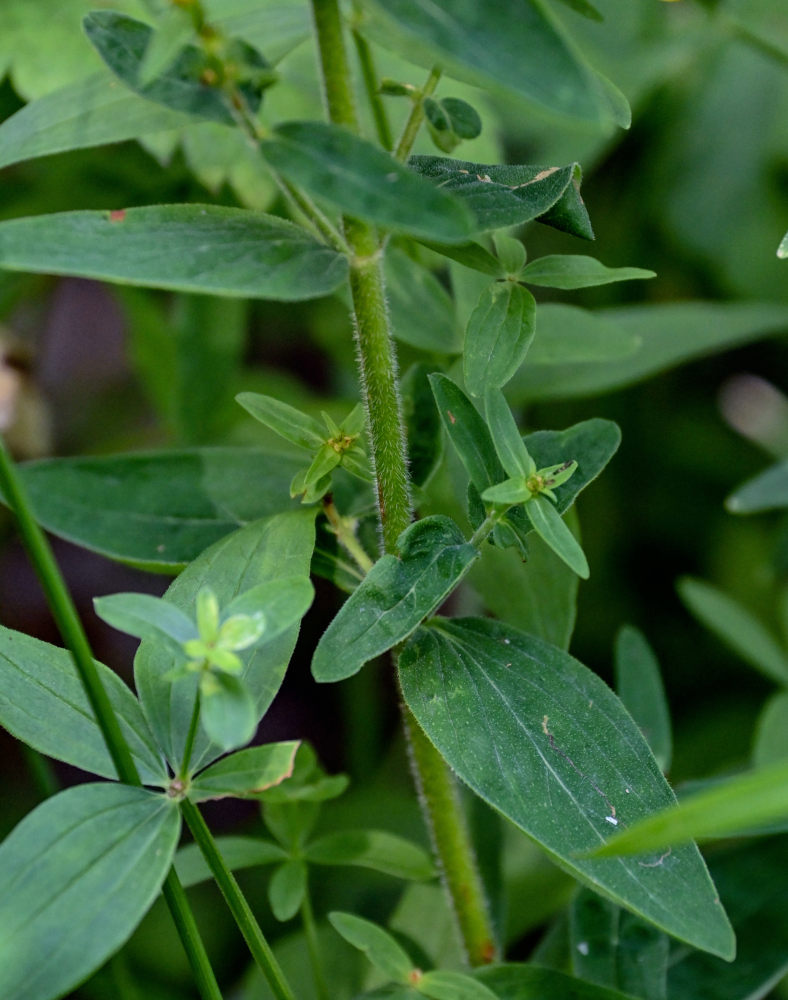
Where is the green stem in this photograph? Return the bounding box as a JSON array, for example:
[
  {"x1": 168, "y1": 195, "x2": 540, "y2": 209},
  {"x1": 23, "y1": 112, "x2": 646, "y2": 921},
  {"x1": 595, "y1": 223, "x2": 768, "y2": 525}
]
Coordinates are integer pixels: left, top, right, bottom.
[
  {"x1": 0, "y1": 435, "x2": 224, "y2": 1000},
  {"x1": 180, "y1": 798, "x2": 297, "y2": 1000},
  {"x1": 394, "y1": 65, "x2": 442, "y2": 162},
  {"x1": 179, "y1": 685, "x2": 202, "y2": 781},
  {"x1": 308, "y1": 0, "x2": 497, "y2": 966},
  {"x1": 301, "y1": 883, "x2": 330, "y2": 1000},
  {"x1": 22, "y1": 745, "x2": 58, "y2": 799},
  {"x1": 323, "y1": 496, "x2": 374, "y2": 574},
  {"x1": 351, "y1": 17, "x2": 394, "y2": 150},
  {"x1": 470, "y1": 511, "x2": 502, "y2": 549},
  {"x1": 403, "y1": 711, "x2": 498, "y2": 965}
]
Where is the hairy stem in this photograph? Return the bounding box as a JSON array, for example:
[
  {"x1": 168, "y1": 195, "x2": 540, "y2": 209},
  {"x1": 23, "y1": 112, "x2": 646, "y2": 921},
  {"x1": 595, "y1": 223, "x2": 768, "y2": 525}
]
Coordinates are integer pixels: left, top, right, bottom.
[
  {"x1": 0, "y1": 435, "x2": 223, "y2": 999},
  {"x1": 181, "y1": 798, "x2": 297, "y2": 1000},
  {"x1": 308, "y1": 0, "x2": 497, "y2": 965}
]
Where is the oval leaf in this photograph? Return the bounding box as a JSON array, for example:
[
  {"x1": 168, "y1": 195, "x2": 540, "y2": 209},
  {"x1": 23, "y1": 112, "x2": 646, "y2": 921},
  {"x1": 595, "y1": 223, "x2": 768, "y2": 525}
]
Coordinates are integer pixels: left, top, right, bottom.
[
  {"x1": 261, "y1": 121, "x2": 473, "y2": 242},
  {"x1": 399, "y1": 618, "x2": 735, "y2": 959},
  {"x1": 189, "y1": 741, "x2": 299, "y2": 801},
  {"x1": 0, "y1": 206, "x2": 349, "y2": 301},
  {"x1": 269, "y1": 859, "x2": 308, "y2": 921},
  {"x1": 521, "y1": 255, "x2": 655, "y2": 290},
  {"x1": 0, "y1": 783, "x2": 180, "y2": 1000},
  {"x1": 93, "y1": 593, "x2": 197, "y2": 648},
  {"x1": 464, "y1": 283, "x2": 536, "y2": 397},
  {"x1": 135, "y1": 510, "x2": 316, "y2": 772},
  {"x1": 311, "y1": 516, "x2": 478, "y2": 683},
  {"x1": 329, "y1": 911, "x2": 414, "y2": 982},
  {"x1": 0, "y1": 626, "x2": 166, "y2": 785},
  {"x1": 306, "y1": 830, "x2": 436, "y2": 880}
]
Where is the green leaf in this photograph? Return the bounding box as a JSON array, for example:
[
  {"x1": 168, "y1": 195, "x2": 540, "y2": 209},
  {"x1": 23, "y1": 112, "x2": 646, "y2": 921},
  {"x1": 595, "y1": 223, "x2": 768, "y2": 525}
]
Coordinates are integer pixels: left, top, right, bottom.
[
  {"x1": 224, "y1": 578, "x2": 315, "y2": 646},
  {"x1": 236, "y1": 393, "x2": 326, "y2": 452},
  {"x1": 779, "y1": 230, "x2": 788, "y2": 259},
  {"x1": 614, "y1": 627, "x2": 672, "y2": 774},
  {"x1": 261, "y1": 122, "x2": 473, "y2": 242},
  {"x1": 0, "y1": 206, "x2": 349, "y2": 301},
  {"x1": 475, "y1": 963, "x2": 639, "y2": 1000},
  {"x1": 464, "y1": 283, "x2": 536, "y2": 397},
  {"x1": 527, "y1": 495, "x2": 589, "y2": 578},
  {"x1": 4, "y1": 448, "x2": 304, "y2": 572},
  {"x1": 84, "y1": 11, "x2": 271, "y2": 125},
  {"x1": 387, "y1": 247, "x2": 462, "y2": 353},
  {"x1": 402, "y1": 363, "x2": 444, "y2": 489},
  {"x1": 570, "y1": 889, "x2": 668, "y2": 1000},
  {"x1": 429, "y1": 374, "x2": 504, "y2": 493},
  {"x1": 417, "y1": 240, "x2": 502, "y2": 277},
  {"x1": 726, "y1": 459, "x2": 788, "y2": 514},
  {"x1": 409, "y1": 157, "x2": 591, "y2": 236},
  {"x1": 553, "y1": 0, "x2": 604, "y2": 21},
  {"x1": 399, "y1": 618, "x2": 735, "y2": 958},
  {"x1": 678, "y1": 577, "x2": 788, "y2": 685},
  {"x1": 668, "y1": 837, "x2": 788, "y2": 1000},
  {"x1": 175, "y1": 835, "x2": 288, "y2": 888},
  {"x1": 468, "y1": 532, "x2": 578, "y2": 649},
  {"x1": 137, "y1": 4, "x2": 195, "y2": 86},
  {"x1": 200, "y1": 671, "x2": 257, "y2": 751},
  {"x1": 0, "y1": 783, "x2": 180, "y2": 1000},
  {"x1": 510, "y1": 302, "x2": 788, "y2": 402},
  {"x1": 93, "y1": 593, "x2": 196, "y2": 649},
  {"x1": 418, "y1": 970, "x2": 498, "y2": 1000},
  {"x1": 269, "y1": 860, "x2": 308, "y2": 921},
  {"x1": 329, "y1": 911, "x2": 414, "y2": 983},
  {"x1": 484, "y1": 388, "x2": 535, "y2": 479},
  {"x1": 493, "y1": 235, "x2": 527, "y2": 276},
  {"x1": 525, "y1": 305, "x2": 640, "y2": 366},
  {"x1": 188, "y1": 741, "x2": 299, "y2": 800},
  {"x1": 753, "y1": 692, "x2": 788, "y2": 767},
  {"x1": 257, "y1": 742, "x2": 350, "y2": 804},
  {"x1": 360, "y1": 0, "x2": 621, "y2": 125},
  {"x1": 312, "y1": 516, "x2": 478, "y2": 683},
  {"x1": 135, "y1": 510, "x2": 316, "y2": 772},
  {"x1": 0, "y1": 626, "x2": 166, "y2": 785},
  {"x1": 0, "y1": 71, "x2": 196, "y2": 172},
  {"x1": 591, "y1": 759, "x2": 788, "y2": 858},
  {"x1": 306, "y1": 830, "x2": 436, "y2": 880},
  {"x1": 521, "y1": 255, "x2": 655, "y2": 290}
]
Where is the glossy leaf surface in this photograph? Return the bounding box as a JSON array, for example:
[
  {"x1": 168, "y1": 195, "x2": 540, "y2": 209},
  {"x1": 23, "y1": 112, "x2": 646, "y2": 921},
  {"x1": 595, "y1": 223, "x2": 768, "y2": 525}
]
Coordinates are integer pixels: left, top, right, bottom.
[
  {"x1": 312, "y1": 516, "x2": 478, "y2": 683},
  {"x1": 189, "y1": 742, "x2": 299, "y2": 800},
  {"x1": 135, "y1": 510, "x2": 315, "y2": 772},
  {"x1": 409, "y1": 157, "x2": 591, "y2": 236},
  {"x1": 262, "y1": 122, "x2": 473, "y2": 242},
  {"x1": 464, "y1": 283, "x2": 536, "y2": 397},
  {"x1": 0, "y1": 783, "x2": 180, "y2": 1000},
  {"x1": 399, "y1": 618, "x2": 734, "y2": 958},
  {"x1": 614, "y1": 627, "x2": 672, "y2": 774},
  {"x1": 0, "y1": 626, "x2": 166, "y2": 785},
  {"x1": 5, "y1": 449, "x2": 304, "y2": 571},
  {"x1": 362, "y1": 0, "x2": 620, "y2": 125},
  {"x1": 678, "y1": 577, "x2": 788, "y2": 685},
  {"x1": 521, "y1": 255, "x2": 655, "y2": 289},
  {"x1": 0, "y1": 206, "x2": 349, "y2": 300},
  {"x1": 306, "y1": 830, "x2": 436, "y2": 880}
]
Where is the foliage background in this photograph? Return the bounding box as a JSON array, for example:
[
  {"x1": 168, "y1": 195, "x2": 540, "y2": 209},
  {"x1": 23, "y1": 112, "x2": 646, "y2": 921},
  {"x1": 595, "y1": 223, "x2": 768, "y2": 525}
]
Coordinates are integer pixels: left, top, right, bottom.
[{"x1": 1, "y1": 0, "x2": 787, "y2": 995}]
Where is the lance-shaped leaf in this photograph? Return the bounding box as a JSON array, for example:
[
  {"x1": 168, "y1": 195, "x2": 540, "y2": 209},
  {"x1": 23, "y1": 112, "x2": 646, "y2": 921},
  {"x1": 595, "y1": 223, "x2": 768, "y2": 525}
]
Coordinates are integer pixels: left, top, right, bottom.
[
  {"x1": 261, "y1": 121, "x2": 473, "y2": 242},
  {"x1": 399, "y1": 618, "x2": 735, "y2": 958},
  {"x1": 175, "y1": 835, "x2": 288, "y2": 887},
  {"x1": 525, "y1": 305, "x2": 639, "y2": 366},
  {"x1": 484, "y1": 388, "x2": 535, "y2": 479},
  {"x1": 135, "y1": 510, "x2": 316, "y2": 773},
  {"x1": 419, "y1": 971, "x2": 498, "y2": 1000},
  {"x1": 0, "y1": 205, "x2": 349, "y2": 301},
  {"x1": 409, "y1": 157, "x2": 592, "y2": 237},
  {"x1": 678, "y1": 577, "x2": 788, "y2": 685},
  {"x1": 94, "y1": 592, "x2": 196, "y2": 652},
  {"x1": 312, "y1": 516, "x2": 478, "y2": 683},
  {"x1": 591, "y1": 758, "x2": 788, "y2": 858},
  {"x1": 475, "y1": 963, "x2": 641, "y2": 1000},
  {"x1": 0, "y1": 626, "x2": 166, "y2": 785},
  {"x1": 521, "y1": 255, "x2": 655, "y2": 290},
  {"x1": 429, "y1": 374, "x2": 504, "y2": 492},
  {"x1": 360, "y1": 0, "x2": 622, "y2": 126},
  {"x1": 464, "y1": 283, "x2": 536, "y2": 397},
  {"x1": 306, "y1": 830, "x2": 436, "y2": 880},
  {"x1": 236, "y1": 393, "x2": 326, "y2": 452},
  {"x1": 570, "y1": 888, "x2": 668, "y2": 1000},
  {"x1": 527, "y1": 495, "x2": 589, "y2": 579},
  {"x1": 84, "y1": 11, "x2": 272, "y2": 125},
  {"x1": 614, "y1": 627, "x2": 672, "y2": 774},
  {"x1": 753, "y1": 692, "x2": 788, "y2": 768},
  {"x1": 0, "y1": 783, "x2": 180, "y2": 1000},
  {"x1": 189, "y1": 741, "x2": 299, "y2": 800},
  {"x1": 1, "y1": 448, "x2": 304, "y2": 572},
  {"x1": 329, "y1": 912, "x2": 414, "y2": 983},
  {"x1": 269, "y1": 860, "x2": 308, "y2": 921},
  {"x1": 418, "y1": 239, "x2": 502, "y2": 277},
  {"x1": 726, "y1": 459, "x2": 788, "y2": 514}
]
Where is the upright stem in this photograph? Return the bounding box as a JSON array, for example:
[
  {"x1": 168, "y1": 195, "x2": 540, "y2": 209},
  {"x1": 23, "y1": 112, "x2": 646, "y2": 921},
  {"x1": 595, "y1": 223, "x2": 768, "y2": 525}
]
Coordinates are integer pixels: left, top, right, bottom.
[
  {"x1": 0, "y1": 436, "x2": 224, "y2": 1000},
  {"x1": 301, "y1": 885, "x2": 330, "y2": 1000},
  {"x1": 351, "y1": 17, "x2": 394, "y2": 150},
  {"x1": 308, "y1": 0, "x2": 497, "y2": 965},
  {"x1": 394, "y1": 65, "x2": 442, "y2": 162},
  {"x1": 179, "y1": 686, "x2": 203, "y2": 781},
  {"x1": 180, "y1": 799, "x2": 297, "y2": 1000}
]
